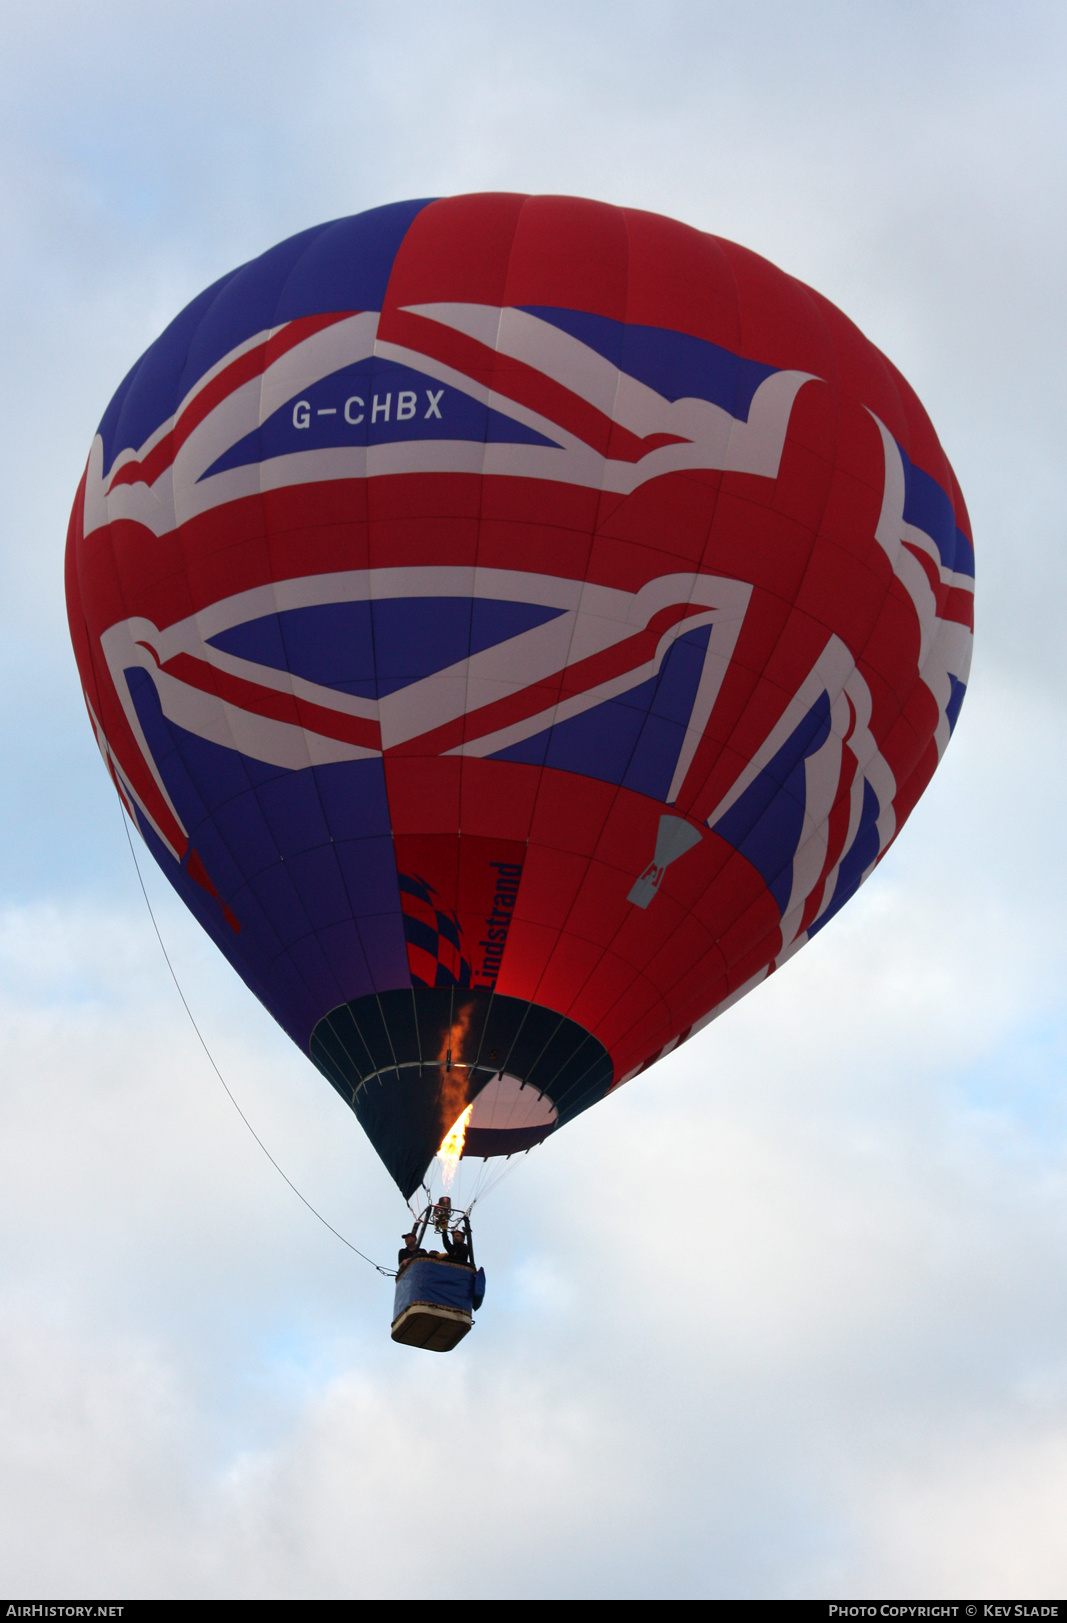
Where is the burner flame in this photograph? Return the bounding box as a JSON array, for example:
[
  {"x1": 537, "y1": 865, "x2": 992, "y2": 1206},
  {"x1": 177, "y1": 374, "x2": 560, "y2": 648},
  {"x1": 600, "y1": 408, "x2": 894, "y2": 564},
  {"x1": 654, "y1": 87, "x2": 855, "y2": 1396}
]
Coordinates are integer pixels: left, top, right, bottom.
[{"x1": 437, "y1": 1103, "x2": 473, "y2": 1192}]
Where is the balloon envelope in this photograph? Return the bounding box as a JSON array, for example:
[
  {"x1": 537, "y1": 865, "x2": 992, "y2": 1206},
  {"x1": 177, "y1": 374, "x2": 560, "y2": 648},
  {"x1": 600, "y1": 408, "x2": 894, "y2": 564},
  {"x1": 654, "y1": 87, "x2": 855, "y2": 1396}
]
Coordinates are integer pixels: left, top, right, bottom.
[{"x1": 65, "y1": 195, "x2": 973, "y2": 1198}]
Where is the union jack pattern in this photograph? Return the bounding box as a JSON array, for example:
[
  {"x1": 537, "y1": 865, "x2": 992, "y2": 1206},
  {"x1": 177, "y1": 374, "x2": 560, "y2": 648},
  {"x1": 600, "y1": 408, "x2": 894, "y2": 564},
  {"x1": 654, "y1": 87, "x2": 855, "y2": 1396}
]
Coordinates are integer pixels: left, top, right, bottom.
[{"x1": 66, "y1": 195, "x2": 973, "y2": 1176}]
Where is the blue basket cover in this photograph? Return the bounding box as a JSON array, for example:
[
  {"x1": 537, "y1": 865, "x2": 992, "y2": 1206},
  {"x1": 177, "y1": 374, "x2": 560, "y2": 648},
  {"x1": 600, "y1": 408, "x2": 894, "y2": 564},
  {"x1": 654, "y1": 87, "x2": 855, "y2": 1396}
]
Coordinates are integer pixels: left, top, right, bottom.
[{"x1": 392, "y1": 1257, "x2": 476, "y2": 1322}]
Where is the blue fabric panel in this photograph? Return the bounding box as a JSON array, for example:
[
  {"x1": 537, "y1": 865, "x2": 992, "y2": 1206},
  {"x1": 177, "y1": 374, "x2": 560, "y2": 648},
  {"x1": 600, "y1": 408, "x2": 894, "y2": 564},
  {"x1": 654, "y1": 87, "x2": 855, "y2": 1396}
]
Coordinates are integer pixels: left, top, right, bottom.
[
  {"x1": 286, "y1": 928, "x2": 346, "y2": 1007},
  {"x1": 952, "y1": 529, "x2": 975, "y2": 579},
  {"x1": 97, "y1": 200, "x2": 434, "y2": 474},
  {"x1": 899, "y1": 442, "x2": 974, "y2": 579},
  {"x1": 132, "y1": 801, "x2": 280, "y2": 1008},
  {"x1": 209, "y1": 786, "x2": 283, "y2": 881},
  {"x1": 473, "y1": 1267, "x2": 486, "y2": 1311},
  {"x1": 945, "y1": 674, "x2": 967, "y2": 735},
  {"x1": 206, "y1": 870, "x2": 284, "y2": 962},
  {"x1": 623, "y1": 626, "x2": 712, "y2": 800},
  {"x1": 124, "y1": 667, "x2": 211, "y2": 830},
  {"x1": 809, "y1": 778, "x2": 882, "y2": 938},
  {"x1": 244, "y1": 862, "x2": 316, "y2": 948},
  {"x1": 209, "y1": 598, "x2": 563, "y2": 699},
  {"x1": 128, "y1": 662, "x2": 291, "y2": 817},
  {"x1": 314, "y1": 763, "x2": 392, "y2": 841},
  {"x1": 308, "y1": 919, "x2": 373, "y2": 997},
  {"x1": 217, "y1": 609, "x2": 288, "y2": 674},
  {"x1": 313, "y1": 766, "x2": 393, "y2": 843},
  {"x1": 354, "y1": 910, "x2": 412, "y2": 995},
  {"x1": 98, "y1": 272, "x2": 234, "y2": 478},
  {"x1": 179, "y1": 227, "x2": 334, "y2": 410},
  {"x1": 284, "y1": 845, "x2": 356, "y2": 931},
  {"x1": 201, "y1": 354, "x2": 559, "y2": 481},
  {"x1": 493, "y1": 624, "x2": 712, "y2": 801},
  {"x1": 392, "y1": 1258, "x2": 476, "y2": 1322},
  {"x1": 334, "y1": 837, "x2": 403, "y2": 917},
  {"x1": 133, "y1": 803, "x2": 325, "y2": 1053},
  {"x1": 257, "y1": 967, "x2": 325, "y2": 1053},
  {"x1": 271, "y1": 202, "x2": 436, "y2": 324},
  {"x1": 713, "y1": 691, "x2": 833, "y2": 914},
  {"x1": 520, "y1": 306, "x2": 777, "y2": 420},
  {"x1": 123, "y1": 667, "x2": 410, "y2": 1044},
  {"x1": 228, "y1": 749, "x2": 289, "y2": 790},
  {"x1": 252, "y1": 769, "x2": 331, "y2": 856}
]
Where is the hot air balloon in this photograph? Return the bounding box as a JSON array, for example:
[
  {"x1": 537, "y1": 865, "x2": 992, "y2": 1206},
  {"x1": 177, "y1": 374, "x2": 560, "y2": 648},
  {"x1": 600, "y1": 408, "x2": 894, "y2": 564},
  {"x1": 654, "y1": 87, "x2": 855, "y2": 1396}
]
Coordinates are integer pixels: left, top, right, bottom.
[{"x1": 65, "y1": 195, "x2": 973, "y2": 1347}]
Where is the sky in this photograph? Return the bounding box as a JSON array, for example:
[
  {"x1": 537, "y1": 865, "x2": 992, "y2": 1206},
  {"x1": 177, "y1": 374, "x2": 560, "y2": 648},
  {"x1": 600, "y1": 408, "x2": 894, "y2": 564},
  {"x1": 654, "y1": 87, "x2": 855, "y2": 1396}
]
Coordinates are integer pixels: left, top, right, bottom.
[{"x1": 1, "y1": 0, "x2": 1066, "y2": 1599}]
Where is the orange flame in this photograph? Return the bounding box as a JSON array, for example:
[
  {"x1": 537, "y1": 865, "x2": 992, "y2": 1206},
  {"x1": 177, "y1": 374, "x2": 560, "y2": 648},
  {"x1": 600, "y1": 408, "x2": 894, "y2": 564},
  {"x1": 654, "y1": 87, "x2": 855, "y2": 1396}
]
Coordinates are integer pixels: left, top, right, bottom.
[
  {"x1": 438, "y1": 1004, "x2": 472, "y2": 1065},
  {"x1": 437, "y1": 1102, "x2": 473, "y2": 1192}
]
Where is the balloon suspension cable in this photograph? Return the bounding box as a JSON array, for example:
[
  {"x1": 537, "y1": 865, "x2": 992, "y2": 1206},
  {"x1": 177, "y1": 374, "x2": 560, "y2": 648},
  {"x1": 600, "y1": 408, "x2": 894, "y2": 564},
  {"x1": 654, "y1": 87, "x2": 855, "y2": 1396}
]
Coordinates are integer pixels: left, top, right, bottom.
[
  {"x1": 422, "y1": 1143, "x2": 528, "y2": 1215},
  {"x1": 120, "y1": 805, "x2": 397, "y2": 1278}
]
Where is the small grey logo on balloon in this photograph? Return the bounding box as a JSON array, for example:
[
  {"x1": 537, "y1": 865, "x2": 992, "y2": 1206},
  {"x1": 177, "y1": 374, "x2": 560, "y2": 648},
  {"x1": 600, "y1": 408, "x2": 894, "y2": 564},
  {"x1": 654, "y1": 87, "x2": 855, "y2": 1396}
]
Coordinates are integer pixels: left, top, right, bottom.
[{"x1": 627, "y1": 815, "x2": 703, "y2": 908}]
